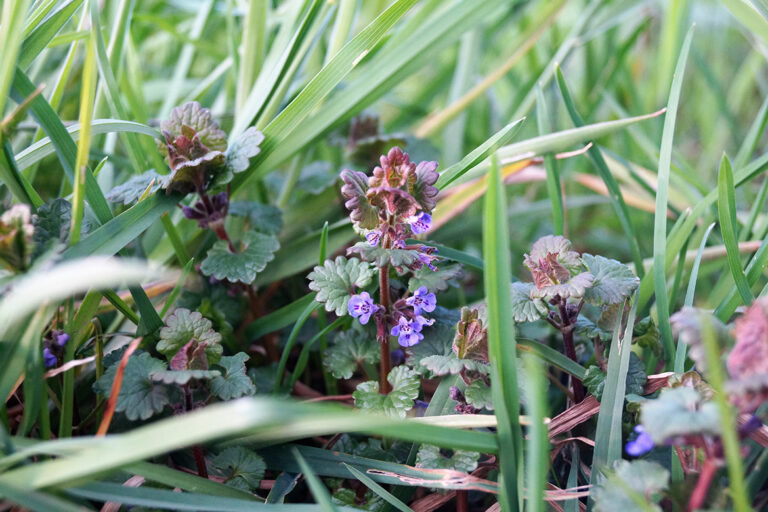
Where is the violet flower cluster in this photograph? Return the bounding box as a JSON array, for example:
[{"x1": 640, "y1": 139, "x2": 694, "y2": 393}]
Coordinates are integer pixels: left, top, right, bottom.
[
  {"x1": 341, "y1": 146, "x2": 442, "y2": 348},
  {"x1": 348, "y1": 285, "x2": 437, "y2": 347},
  {"x1": 42, "y1": 331, "x2": 70, "y2": 369}
]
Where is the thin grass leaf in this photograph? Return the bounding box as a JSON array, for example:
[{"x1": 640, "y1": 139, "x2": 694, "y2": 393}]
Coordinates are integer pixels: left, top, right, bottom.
[
  {"x1": 718, "y1": 153, "x2": 754, "y2": 306},
  {"x1": 232, "y1": 0, "x2": 418, "y2": 185},
  {"x1": 483, "y1": 156, "x2": 522, "y2": 510},
  {"x1": 653, "y1": 25, "x2": 694, "y2": 364},
  {"x1": 674, "y1": 222, "x2": 716, "y2": 372},
  {"x1": 18, "y1": 0, "x2": 84, "y2": 69},
  {"x1": 555, "y1": 65, "x2": 644, "y2": 277},
  {"x1": 0, "y1": 480, "x2": 89, "y2": 512},
  {"x1": 435, "y1": 118, "x2": 524, "y2": 189},
  {"x1": 536, "y1": 85, "x2": 564, "y2": 236},
  {"x1": 522, "y1": 354, "x2": 549, "y2": 511},
  {"x1": 294, "y1": 449, "x2": 339, "y2": 512},
  {"x1": 590, "y1": 299, "x2": 637, "y2": 493},
  {"x1": 343, "y1": 464, "x2": 414, "y2": 512},
  {"x1": 275, "y1": 301, "x2": 321, "y2": 393},
  {"x1": 517, "y1": 338, "x2": 586, "y2": 380}
]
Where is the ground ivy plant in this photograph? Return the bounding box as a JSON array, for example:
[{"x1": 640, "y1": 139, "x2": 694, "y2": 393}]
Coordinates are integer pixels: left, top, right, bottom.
[{"x1": 308, "y1": 147, "x2": 442, "y2": 415}]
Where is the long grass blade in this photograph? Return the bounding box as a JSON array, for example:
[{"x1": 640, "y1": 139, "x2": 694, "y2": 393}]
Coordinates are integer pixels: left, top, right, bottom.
[
  {"x1": 653, "y1": 25, "x2": 694, "y2": 364},
  {"x1": 483, "y1": 156, "x2": 522, "y2": 510}
]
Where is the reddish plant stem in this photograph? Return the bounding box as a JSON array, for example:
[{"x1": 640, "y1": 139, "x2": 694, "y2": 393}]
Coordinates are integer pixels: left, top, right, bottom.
[
  {"x1": 687, "y1": 457, "x2": 717, "y2": 512},
  {"x1": 378, "y1": 263, "x2": 392, "y2": 394},
  {"x1": 456, "y1": 490, "x2": 468, "y2": 512},
  {"x1": 558, "y1": 300, "x2": 585, "y2": 404},
  {"x1": 184, "y1": 385, "x2": 209, "y2": 478}
]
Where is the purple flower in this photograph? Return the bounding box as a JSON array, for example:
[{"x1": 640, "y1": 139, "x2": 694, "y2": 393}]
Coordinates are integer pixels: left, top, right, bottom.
[
  {"x1": 366, "y1": 230, "x2": 382, "y2": 247},
  {"x1": 348, "y1": 292, "x2": 379, "y2": 325},
  {"x1": 418, "y1": 252, "x2": 438, "y2": 271},
  {"x1": 390, "y1": 316, "x2": 424, "y2": 347},
  {"x1": 43, "y1": 347, "x2": 57, "y2": 369},
  {"x1": 625, "y1": 425, "x2": 654, "y2": 456},
  {"x1": 55, "y1": 332, "x2": 69, "y2": 347},
  {"x1": 406, "y1": 286, "x2": 437, "y2": 315},
  {"x1": 407, "y1": 212, "x2": 432, "y2": 235},
  {"x1": 414, "y1": 315, "x2": 434, "y2": 329}
]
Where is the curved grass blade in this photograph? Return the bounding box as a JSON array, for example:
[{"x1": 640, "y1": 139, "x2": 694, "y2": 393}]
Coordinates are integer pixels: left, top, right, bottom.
[
  {"x1": 16, "y1": 121, "x2": 160, "y2": 171},
  {"x1": 293, "y1": 449, "x2": 339, "y2": 512},
  {"x1": 536, "y1": 85, "x2": 564, "y2": 236},
  {"x1": 590, "y1": 299, "x2": 637, "y2": 495},
  {"x1": 247, "y1": 294, "x2": 317, "y2": 340},
  {"x1": 61, "y1": 193, "x2": 179, "y2": 260},
  {"x1": 717, "y1": 153, "x2": 754, "y2": 306},
  {"x1": 675, "y1": 222, "x2": 716, "y2": 372},
  {"x1": 653, "y1": 25, "x2": 694, "y2": 364},
  {"x1": 405, "y1": 239, "x2": 484, "y2": 270},
  {"x1": 555, "y1": 65, "x2": 643, "y2": 277},
  {"x1": 0, "y1": 480, "x2": 88, "y2": 512},
  {"x1": 435, "y1": 118, "x2": 524, "y2": 189},
  {"x1": 483, "y1": 156, "x2": 522, "y2": 509},
  {"x1": 274, "y1": 301, "x2": 322, "y2": 393},
  {"x1": 231, "y1": 0, "x2": 418, "y2": 186},
  {"x1": 0, "y1": 398, "x2": 497, "y2": 490},
  {"x1": 517, "y1": 338, "x2": 586, "y2": 380},
  {"x1": 522, "y1": 354, "x2": 549, "y2": 512},
  {"x1": 18, "y1": 0, "x2": 84, "y2": 69},
  {"x1": 344, "y1": 464, "x2": 414, "y2": 512}
]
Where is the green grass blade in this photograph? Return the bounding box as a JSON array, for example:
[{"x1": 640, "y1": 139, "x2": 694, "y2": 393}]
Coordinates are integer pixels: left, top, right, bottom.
[
  {"x1": 555, "y1": 64, "x2": 644, "y2": 277},
  {"x1": 247, "y1": 294, "x2": 317, "y2": 340},
  {"x1": 483, "y1": 156, "x2": 522, "y2": 510},
  {"x1": 590, "y1": 299, "x2": 637, "y2": 492},
  {"x1": 0, "y1": 0, "x2": 32, "y2": 118},
  {"x1": 233, "y1": 0, "x2": 506, "y2": 189},
  {"x1": 344, "y1": 464, "x2": 414, "y2": 512},
  {"x1": 717, "y1": 153, "x2": 754, "y2": 306},
  {"x1": 18, "y1": 0, "x2": 83, "y2": 69},
  {"x1": 0, "y1": 140, "x2": 42, "y2": 207},
  {"x1": 69, "y1": 33, "x2": 98, "y2": 247},
  {"x1": 536, "y1": 85, "x2": 564, "y2": 236},
  {"x1": 293, "y1": 448, "x2": 340, "y2": 512},
  {"x1": 675, "y1": 222, "x2": 716, "y2": 372},
  {"x1": 232, "y1": 0, "x2": 418, "y2": 187},
  {"x1": 522, "y1": 354, "x2": 549, "y2": 511},
  {"x1": 16, "y1": 119, "x2": 161, "y2": 171},
  {"x1": 435, "y1": 118, "x2": 524, "y2": 189},
  {"x1": 61, "y1": 193, "x2": 179, "y2": 260},
  {"x1": 517, "y1": 338, "x2": 586, "y2": 380},
  {"x1": 274, "y1": 300, "x2": 322, "y2": 393},
  {"x1": 653, "y1": 25, "x2": 694, "y2": 364},
  {"x1": 0, "y1": 480, "x2": 88, "y2": 512}
]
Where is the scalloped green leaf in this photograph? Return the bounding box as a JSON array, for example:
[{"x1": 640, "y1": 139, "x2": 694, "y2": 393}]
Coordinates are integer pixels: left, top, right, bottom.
[
  {"x1": 210, "y1": 447, "x2": 266, "y2": 492},
  {"x1": 416, "y1": 444, "x2": 479, "y2": 474},
  {"x1": 464, "y1": 380, "x2": 493, "y2": 411},
  {"x1": 418, "y1": 354, "x2": 489, "y2": 377},
  {"x1": 583, "y1": 253, "x2": 640, "y2": 305},
  {"x1": 347, "y1": 242, "x2": 421, "y2": 269},
  {"x1": 510, "y1": 282, "x2": 548, "y2": 322},
  {"x1": 149, "y1": 369, "x2": 220, "y2": 385},
  {"x1": 408, "y1": 264, "x2": 463, "y2": 293},
  {"x1": 641, "y1": 387, "x2": 720, "y2": 443},
  {"x1": 594, "y1": 460, "x2": 669, "y2": 512},
  {"x1": 307, "y1": 256, "x2": 375, "y2": 316},
  {"x1": 210, "y1": 352, "x2": 256, "y2": 400},
  {"x1": 158, "y1": 308, "x2": 223, "y2": 364},
  {"x1": 93, "y1": 352, "x2": 169, "y2": 421},
  {"x1": 227, "y1": 201, "x2": 283, "y2": 235},
  {"x1": 105, "y1": 170, "x2": 164, "y2": 205},
  {"x1": 324, "y1": 329, "x2": 380, "y2": 380},
  {"x1": 353, "y1": 366, "x2": 420, "y2": 418},
  {"x1": 200, "y1": 231, "x2": 280, "y2": 284}
]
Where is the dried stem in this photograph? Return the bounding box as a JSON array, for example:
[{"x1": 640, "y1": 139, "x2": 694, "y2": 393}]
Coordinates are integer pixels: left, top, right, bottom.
[{"x1": 184, "y1": 385, "x2": 209, "y2": 478}]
